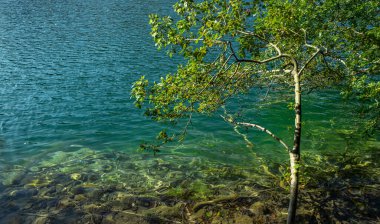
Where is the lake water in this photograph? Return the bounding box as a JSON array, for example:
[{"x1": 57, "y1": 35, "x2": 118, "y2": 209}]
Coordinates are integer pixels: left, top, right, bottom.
[{"x1": 0, "y1": 0, "x2": 378, "y2": 223}]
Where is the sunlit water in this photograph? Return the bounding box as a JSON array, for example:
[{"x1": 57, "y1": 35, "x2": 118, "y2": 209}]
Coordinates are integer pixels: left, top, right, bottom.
[{"x1": 0, "y1": 0, "x2": 378, "y2": 223}]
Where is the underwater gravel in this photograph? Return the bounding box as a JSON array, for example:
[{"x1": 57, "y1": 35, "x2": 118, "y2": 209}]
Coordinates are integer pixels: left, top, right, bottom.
[{"x1": 0, "y1": 147, "x2": 379, "y2": 223}]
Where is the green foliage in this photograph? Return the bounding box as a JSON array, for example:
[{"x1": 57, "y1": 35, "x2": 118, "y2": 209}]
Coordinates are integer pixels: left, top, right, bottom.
[
  {"x1": 132, "y1": 0, "x2": 379, "y2": 132},
  {"x1": 342, "y1": 75, "x2": 380, "y2": 135},
  {"x1": 131, "y1": 76, "x2": 148, "y2": 109},
  {"x1": 139, "y1": 130, "x2": 175, "y2": 155}
]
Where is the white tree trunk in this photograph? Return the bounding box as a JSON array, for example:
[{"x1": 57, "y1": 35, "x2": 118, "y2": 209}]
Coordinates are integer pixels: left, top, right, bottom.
[{"x1": 287, "y1": 67, "x2": 301, "y2": 224}]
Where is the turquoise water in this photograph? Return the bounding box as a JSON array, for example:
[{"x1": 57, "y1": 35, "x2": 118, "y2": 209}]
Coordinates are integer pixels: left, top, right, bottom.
[
  {"x1": 0, "y1": 0, "x2": 379, "y2": 223},
  {"x1": 0, "y1": 0, "x2": 177, "y2": 157},
  {"x1": 0, "y1": 0, "x2": 373, "y2": 162}
]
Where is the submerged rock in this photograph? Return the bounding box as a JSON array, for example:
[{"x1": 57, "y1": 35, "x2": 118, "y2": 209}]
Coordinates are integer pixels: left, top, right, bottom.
[
  {"x1": 82, "y1": 214, "x2": 103, "y2": 224},
  {"x1": 70, "y1": 173, "x2": 81, "y2": 181},
  {"x1": 103, "y1": 211, "x2": 150, "y2": 224},
  {"x1": 136, "y1": 196, "x2": 159, "y2": 208},
  {"x1": 57, "y1": 198, "x2": 73, "y2": 209},
  {"x1": 32, "y1": 216, "x2": 50, "y2": 224},
  {"x1": 73, "y1": 194, "x2": 87, "y2": 202},
  {"x1": 1, "y1": 170, "x2": 25, "y2": 186},
  {"x1": 145, "y1": 203, "x2": 183, "y2": 220},
  {"x1": 250, "y1": 201, "x2": 266, "y2": 216},
  {"x1": 83, "y1": 203, "x2": 107, "y2": 214},
  {"x1": 0, "y1": 213, "x2": 24, "y2": 224},
  {"x1": 8, "y1": 188, "x2": 38, "y2": 198}
]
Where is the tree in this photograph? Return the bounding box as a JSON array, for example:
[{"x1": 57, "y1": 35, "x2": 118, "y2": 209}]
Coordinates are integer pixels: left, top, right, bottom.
[{"x1": 131, "y1": 0, "x2": 379, "y2": 223}]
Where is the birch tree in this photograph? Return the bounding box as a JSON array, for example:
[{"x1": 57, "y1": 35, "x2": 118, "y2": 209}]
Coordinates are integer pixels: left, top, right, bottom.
[{"x1": 132, "y1": 0, "x2": 379, "y2": 223}]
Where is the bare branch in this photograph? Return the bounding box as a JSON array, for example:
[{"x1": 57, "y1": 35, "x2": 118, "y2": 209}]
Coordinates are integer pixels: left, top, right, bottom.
[
  {"x1": 221, "y1": 65, "x2": 251, "y2": 102},
  {"x1": 228, "y1": 62, "x2": 241, "y2": 79},
  {"x1": 262, "y1": 79, "x2": 273, "y2": 101},
  {"x1": 321, "y1": 55, "x2": 341, "y2": 78},
  {"x1": 236, "y1": 55, "x2": 289, "y2": 64},
  {"x1": 288, "y1": 29, "x2": 303, "y2": 38},
  {"x1": 237, "y1": 30, "x2": 282, "y2": 55},
  {"x1": 184, "y1": 38, "x2": 225, "y2": 45},
  {"x1": 192, "y1": 33, "x2": 298, "y2": 97},
  {"x1": 303, "y1": 29, "x2": 326, "y2": 49},
  {"x1": 227, "y1": 40, "x2": 287, "y2": 63},
  {"x1": 199, "y1": 53, "x2": 234, "y2": 94},
  {"x1": 271, "y1": 43, "x2": 282, "y2": 55},
  {"x1": 301, "y1": 28, "x2": 308, "y2": 45},
  {"x1": 233, "y1": 126, "x2": 254, "y2": 148},
  {"x1": 237, "y1": 122, "x2": 289, "y2": 151},
  {"x1": 226, "y1": 39, "x2": 293, "y2": 68},
  {"x1": 181, "y1": 110, "x2": 193, "y2": 136},
  {"x1": 221, "y1": 115, "x2": 289, "y2": 151},
  {"x1": 256, "y1": 69, "x2": 292, "y2": 74},
  {"x1": 334, "y1": 57, "x2": 348, "y2": 68},
  {"x1": 185, "y1": 38, "x2": 204, "y2": 41},
  {"x1": 298, "y1": 49, "x2": 321, "y2": 76}
]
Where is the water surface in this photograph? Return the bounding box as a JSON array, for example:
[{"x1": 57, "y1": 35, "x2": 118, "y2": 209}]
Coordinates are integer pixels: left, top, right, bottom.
[{"x1": 0, "y1": 0, "x2": 379, "y2": 223}]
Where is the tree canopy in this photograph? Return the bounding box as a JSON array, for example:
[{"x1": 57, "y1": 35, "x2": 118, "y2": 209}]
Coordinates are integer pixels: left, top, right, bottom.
[{"x1": 132, "y1": 0, "x2": 379, "y2": 131}]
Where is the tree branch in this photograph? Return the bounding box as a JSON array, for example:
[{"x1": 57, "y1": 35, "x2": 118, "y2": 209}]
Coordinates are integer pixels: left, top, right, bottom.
[
  {"x1": 181, "y1": 108, "x2": 193, "y2": 137},
  {"x1": 228, "y1": 62, "x2": 241, "y2": 80},
  {"x1": 221, "y1": 115, "x2": 289, "y2": 151},
  {"x1": 237, "y1": 30, "x2": 282, "y2": 55},
  {"x1": 298, "y1": 49, "x2": 321, "y2": 76},
  {"x1": 199, "y1": 53, "x2": 235, "y2": 94},
  {"x1": 227, "y1": 41, "x2": 290, "y2": 64},
  {"x1": 237, "y1": 122, "x2": 289, "y2": 151},
  {"x1": 256, "y1": 69, "x2": 292, "y2": 74}
]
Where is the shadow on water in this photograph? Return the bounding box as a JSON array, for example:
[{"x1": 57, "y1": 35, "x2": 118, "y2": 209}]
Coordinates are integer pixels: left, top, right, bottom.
[{"x1": 0, "y1": 144, "x2": 379, "y2": 224}]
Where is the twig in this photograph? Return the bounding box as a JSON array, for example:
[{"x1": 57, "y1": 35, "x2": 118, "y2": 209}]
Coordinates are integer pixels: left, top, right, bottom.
[
  {"x1": 228, "y1": 62, "x2": 241, "y2": 80},
  {"x1": 233, "y1": 126, "x2": 254, "y2": 148},
  {"x1": 181, "y1": 106, "x2": 193, "y2": 137},
  {"x1": 262, "y1": 79, "x2": 273, "y2": 101},
  {"x1": 199, "y1": 53, "x2": 234, "y2": 94},
  {"x1": 237, "y1": 30, "x2": 282, "y2": 55},
  {"x1": 298, "y1": 49, "x2": 321, "y2": 76},
  {"x1": 255, "y1": 69, "x2": 292, "y2": 74},
  {"x1": 227, "y1": 41, "x2": 290, "y2": 64}
]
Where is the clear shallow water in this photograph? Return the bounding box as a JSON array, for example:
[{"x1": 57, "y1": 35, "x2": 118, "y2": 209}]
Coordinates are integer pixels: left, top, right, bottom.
[
  {"x1": 0, "y1": 0, "x2": 379, "y2": 223},
  {"x1": 0, "y1": 0, "x2": 377, "y2": 165}
]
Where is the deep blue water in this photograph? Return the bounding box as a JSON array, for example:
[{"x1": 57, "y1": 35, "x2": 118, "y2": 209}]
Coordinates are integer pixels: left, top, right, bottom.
[{"x1": 0, "y1": 0, "x2": 376, "y2": 166}]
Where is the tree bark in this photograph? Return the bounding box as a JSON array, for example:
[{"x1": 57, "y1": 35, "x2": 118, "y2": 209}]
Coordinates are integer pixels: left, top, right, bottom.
[
  {"x1": 287, "y1": 66, "x2": 301, "y2": 224},
  {"x1": 287, "y1": 151, "x2": 300, "y2": 224}
]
